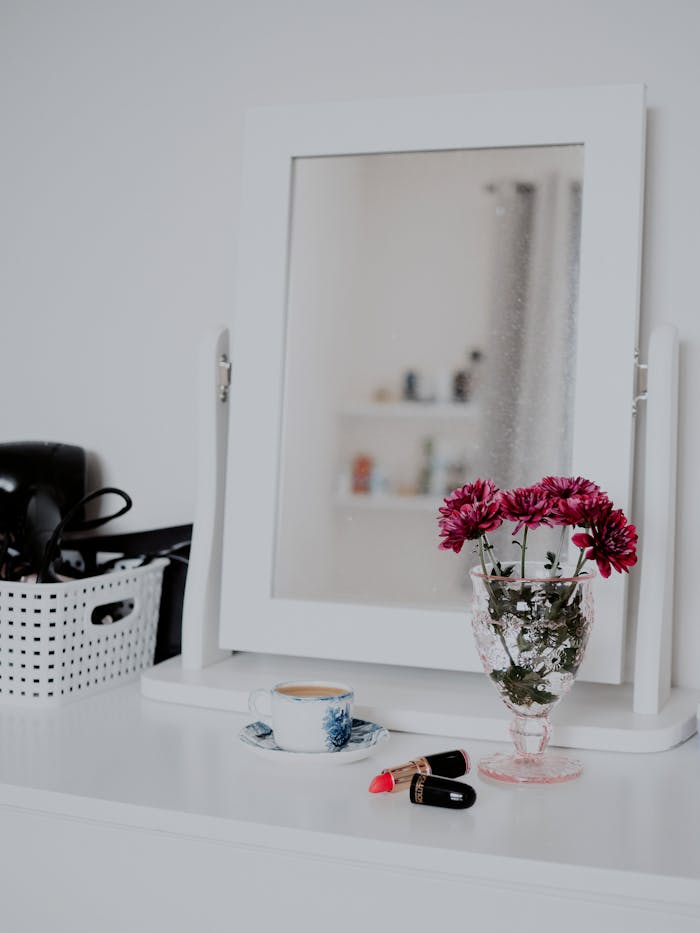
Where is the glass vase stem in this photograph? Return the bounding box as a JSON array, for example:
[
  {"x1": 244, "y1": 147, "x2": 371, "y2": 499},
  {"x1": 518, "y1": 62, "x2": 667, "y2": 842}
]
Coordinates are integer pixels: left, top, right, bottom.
[{"x1": 510, "y1": 715, "x2": 550, "y2": 757}]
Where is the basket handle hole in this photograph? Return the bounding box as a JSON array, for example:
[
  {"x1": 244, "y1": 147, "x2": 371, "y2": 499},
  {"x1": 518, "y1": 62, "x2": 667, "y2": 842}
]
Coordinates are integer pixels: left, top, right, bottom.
[{"x1": 90, "y1": 599, "x2": 135, "y2": 626}]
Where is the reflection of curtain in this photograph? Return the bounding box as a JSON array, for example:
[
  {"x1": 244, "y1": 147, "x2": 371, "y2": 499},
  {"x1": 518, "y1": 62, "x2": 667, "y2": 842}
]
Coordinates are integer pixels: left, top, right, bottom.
[{"x1": 479, "y1": 175, "x2": 582, "y2": 491}]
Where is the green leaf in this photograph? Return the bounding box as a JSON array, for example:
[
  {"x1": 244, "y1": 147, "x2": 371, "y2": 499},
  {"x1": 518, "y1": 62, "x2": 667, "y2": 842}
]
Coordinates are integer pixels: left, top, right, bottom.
[{"x1": 489, "y1": 663, "x2": 561, "y2": 708}]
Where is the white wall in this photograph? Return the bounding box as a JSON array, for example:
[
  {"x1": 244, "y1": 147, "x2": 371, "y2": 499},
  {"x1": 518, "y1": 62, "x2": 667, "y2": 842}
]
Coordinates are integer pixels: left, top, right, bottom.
[{"x1": 1, "y1": 0, "x2": 699, "y2": 687}]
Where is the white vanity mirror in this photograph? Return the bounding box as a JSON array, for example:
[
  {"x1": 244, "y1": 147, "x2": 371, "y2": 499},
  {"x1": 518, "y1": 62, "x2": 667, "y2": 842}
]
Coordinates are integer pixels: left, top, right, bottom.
[{"x1": 219, "y1": 86, "x2": 646, "y2": 685}]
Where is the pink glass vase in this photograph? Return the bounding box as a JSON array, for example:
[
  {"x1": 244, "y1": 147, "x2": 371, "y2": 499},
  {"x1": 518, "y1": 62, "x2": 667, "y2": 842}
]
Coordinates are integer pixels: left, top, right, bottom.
[{"x1": 470, "y1": 561, "x2": 595, "y2": 784}]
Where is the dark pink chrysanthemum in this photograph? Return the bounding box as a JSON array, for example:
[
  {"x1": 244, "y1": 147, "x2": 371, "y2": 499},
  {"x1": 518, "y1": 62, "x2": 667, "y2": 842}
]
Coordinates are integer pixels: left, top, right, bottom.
[
  {"x1": 499, "y1": 486, "x2": 552, "y2": 535},
  {"x1": 437, "y1": 479, "x2": 502, "y2": 553},
  {"x1": 438, "y1": 499, "x2": 503, "y2": 553},
  {"x1": 536, "y1": 475, "x2": 601, "y2": 500},
  {"x1": 438, "y1": 478, "x2": 499, "y2": 516},
  {"x1": 571, "y1": 501, "x2": 638, "y2": 578},
  {"x1": 535, "y1": 475, "x2": 602, "y2": 525},
  {"x1": 556, "y1": 492, "x2": 612, "y2": 528}
]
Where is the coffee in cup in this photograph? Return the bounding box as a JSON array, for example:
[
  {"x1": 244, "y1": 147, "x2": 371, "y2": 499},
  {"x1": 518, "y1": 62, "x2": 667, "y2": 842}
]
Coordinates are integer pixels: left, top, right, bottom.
[{"x1": 248, "y1": 680, "x2": 354, "y2": 753}]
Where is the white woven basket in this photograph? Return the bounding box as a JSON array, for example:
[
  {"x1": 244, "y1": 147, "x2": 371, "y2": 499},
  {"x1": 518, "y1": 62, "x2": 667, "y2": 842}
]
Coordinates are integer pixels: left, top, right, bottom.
[{"x1": 0, "y1": 557, "x2": 168, "y2": 705}]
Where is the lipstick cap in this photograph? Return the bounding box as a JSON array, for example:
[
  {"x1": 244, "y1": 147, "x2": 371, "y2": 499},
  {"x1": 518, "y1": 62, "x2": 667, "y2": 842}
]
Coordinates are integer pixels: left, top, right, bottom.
[
  {"x1": 424, "y1": 748, "x2": 470, "y2": 778},
  {"x1": 409, "y1": 774, "x2": 477, "y2": 810}
]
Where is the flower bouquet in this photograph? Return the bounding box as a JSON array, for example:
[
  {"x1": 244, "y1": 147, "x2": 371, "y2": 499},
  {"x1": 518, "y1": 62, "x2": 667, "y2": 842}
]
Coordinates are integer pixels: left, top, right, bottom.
[{"x1": 438, "y1": 476, "x2": 637, "y2": 783}]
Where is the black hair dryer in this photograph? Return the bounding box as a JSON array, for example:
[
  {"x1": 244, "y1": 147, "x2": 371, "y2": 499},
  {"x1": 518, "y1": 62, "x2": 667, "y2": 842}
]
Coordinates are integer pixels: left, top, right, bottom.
[{"x1": 0, "y1": 442, "x2": 87, "y2": 579}]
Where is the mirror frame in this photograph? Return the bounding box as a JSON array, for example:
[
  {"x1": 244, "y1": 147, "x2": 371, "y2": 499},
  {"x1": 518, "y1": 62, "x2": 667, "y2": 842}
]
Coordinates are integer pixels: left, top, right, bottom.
[{"x1": 220, "y1": 85, "x2": 646, "y2": 684}]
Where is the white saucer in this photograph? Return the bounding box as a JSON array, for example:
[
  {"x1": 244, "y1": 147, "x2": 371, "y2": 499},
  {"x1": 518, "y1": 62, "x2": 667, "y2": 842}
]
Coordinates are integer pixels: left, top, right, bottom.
[{"x1": 239, "y1": 718, "x2": 390, "y2": 764}]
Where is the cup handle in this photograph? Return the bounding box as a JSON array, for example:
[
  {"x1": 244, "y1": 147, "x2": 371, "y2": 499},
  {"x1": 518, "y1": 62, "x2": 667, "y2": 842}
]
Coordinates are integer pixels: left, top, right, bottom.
[{"x1": 248, "y1": 688, "x2": 272, "y2": 726}]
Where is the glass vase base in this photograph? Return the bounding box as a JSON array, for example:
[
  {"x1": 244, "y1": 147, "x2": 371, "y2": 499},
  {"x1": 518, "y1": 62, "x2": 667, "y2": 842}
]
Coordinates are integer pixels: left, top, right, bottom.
[{"x1": 477, "y1": 751, "x2": 583, "y2": 784}]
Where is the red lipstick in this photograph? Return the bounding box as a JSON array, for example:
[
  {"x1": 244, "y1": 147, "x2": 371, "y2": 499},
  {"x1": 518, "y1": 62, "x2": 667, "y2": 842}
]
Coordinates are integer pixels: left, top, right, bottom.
[{"x1": 368, "y1": 749, "x2": 470, "y2": 794}]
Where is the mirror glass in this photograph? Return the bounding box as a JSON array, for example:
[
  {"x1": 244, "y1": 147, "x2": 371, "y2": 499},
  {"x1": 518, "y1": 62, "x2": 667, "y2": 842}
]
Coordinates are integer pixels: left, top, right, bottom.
[{"x1": 274, "y1": 144, "x2": 584, "y2": 611}]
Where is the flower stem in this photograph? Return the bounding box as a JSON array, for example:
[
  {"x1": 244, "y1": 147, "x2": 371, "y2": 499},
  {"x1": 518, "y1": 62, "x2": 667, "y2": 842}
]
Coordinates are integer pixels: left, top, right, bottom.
[
  {"x1": 478, "y1": 538, "x2": 501, "y2": 598},
  {"x1": 497, "y1": 629, "x2": 517, "y2": 668},
  {"x1": 550, "y1": 547, "x2": 589, "y2": 617},
  {"x1": 478, "y1": 537, "x2": 517, "y2": 667},
  {"x1": 551, "y1": 527, "x2": 567, "y2": 577},
  {"x1": 481, "y1": 534, "x2": 503, "y2": 575},
  {"x1": 573, "y1": 547, "x2": 587, "y2": 576},
  {"x1": 478, "y1": 536, "x2": 489, "y2": 577},
  {"x1": 520, "y1": 526, "x2": 528, "y2": 579}
]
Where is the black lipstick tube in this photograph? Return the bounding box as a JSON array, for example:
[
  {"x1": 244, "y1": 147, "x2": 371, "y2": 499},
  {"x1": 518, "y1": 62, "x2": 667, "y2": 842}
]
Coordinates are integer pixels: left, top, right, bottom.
[
  {"x1": 378, "y1": 748, "x2": 470, "y2": 792},
  {"x1": 409, "y1": 774, "x2": 477, "y2": 810}
]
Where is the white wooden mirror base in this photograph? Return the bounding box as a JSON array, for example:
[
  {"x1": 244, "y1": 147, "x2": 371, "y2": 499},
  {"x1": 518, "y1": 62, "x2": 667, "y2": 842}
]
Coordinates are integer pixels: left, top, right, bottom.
[
  {"x1": 141, "y1": 325, "x2": 700, "y2": 753},
  {"x1": 142, "y1": 653, "x2": 698, "y2": 753}
]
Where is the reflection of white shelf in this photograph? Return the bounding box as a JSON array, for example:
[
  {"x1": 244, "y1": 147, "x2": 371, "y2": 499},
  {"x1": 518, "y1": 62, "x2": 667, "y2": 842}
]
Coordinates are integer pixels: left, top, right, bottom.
[
  {"x1": 339, "y1": 401, "x2": 479, "y2": 420},
  {"x1": 335, "y1": 492, "x2": 442, "y2": 511}
]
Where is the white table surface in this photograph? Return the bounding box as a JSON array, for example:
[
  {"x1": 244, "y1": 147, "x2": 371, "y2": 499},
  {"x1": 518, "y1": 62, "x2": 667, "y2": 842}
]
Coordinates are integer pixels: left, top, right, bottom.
[{"x1": 0, "y1": 681, "x2": 698, "y2": 915}]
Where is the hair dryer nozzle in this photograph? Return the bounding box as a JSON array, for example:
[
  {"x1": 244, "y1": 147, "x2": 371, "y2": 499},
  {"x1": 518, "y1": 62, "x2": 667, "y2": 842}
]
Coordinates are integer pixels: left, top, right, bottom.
[{"x1": 0, "y1": 442, "x2": 87, "y2": 577}]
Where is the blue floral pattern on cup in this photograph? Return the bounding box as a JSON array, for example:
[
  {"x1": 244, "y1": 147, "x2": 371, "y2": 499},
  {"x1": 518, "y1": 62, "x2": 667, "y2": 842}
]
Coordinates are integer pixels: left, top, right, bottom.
[{"x1": 322, "y1": 705, "x2": 352, "y2": 750}]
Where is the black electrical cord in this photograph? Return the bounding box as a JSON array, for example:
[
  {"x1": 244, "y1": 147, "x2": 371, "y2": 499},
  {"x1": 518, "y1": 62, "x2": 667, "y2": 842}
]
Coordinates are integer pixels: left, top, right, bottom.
[{"x1": 37, "y1": 487, "x2": 132, "y2": 583}]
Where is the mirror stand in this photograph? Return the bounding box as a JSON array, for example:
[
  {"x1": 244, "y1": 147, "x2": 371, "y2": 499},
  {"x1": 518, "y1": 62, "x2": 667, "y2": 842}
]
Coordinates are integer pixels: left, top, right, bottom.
[{"x1": 141, "y1": 326, "x2": 699, "y2": 753}]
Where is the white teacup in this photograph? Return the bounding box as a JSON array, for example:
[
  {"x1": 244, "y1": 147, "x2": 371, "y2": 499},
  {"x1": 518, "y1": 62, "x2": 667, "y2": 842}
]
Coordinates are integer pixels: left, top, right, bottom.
[{"x1": 248, "y1": 681, "x2": 354, "y2": 753}]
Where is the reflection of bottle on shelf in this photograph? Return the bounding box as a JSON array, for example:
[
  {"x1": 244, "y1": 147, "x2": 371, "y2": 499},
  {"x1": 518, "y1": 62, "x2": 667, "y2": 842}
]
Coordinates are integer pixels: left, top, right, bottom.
[
  {"x1": 402, "y1": 370, "x2": 419, "y2": 401},
  {"x1": 372, "y1": 386, "x2": 393, "y2": 403},
  {"x1": 452, "y1": 370, "x2": 471, "y2": 403},
  {"x1": 418, "y1": 438, "x2": 434, "y2": 495},
  {"x1": 402, "y1": 369, "x2": 441, "y2": 403},
  {"x1": 370, "y1": 464, "x2": 390, "y2": 496},
  {"x1": 453, "y1": 348, "x2": 484, "y2": 403},
  {"x1": 344, "y1": 455, "x2": 391, "y2": 498},
  {"x1": 351, "y1": 454, "x2": 373, "y2": 494},
  {"x1": 429, "y1": 443, "x2": 450, "y2": 498},
  {"x1": 418, "y1": 437, "x2": 451, "y2": 497}
]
